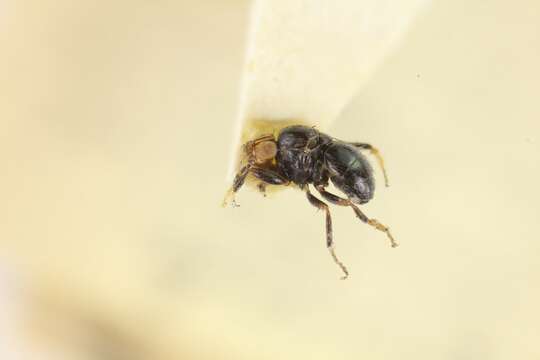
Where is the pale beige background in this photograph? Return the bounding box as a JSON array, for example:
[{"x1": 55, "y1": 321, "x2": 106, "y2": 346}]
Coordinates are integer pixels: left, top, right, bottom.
[{"x1": 1, "y1": 1, "x2": 540, "y2": 359}]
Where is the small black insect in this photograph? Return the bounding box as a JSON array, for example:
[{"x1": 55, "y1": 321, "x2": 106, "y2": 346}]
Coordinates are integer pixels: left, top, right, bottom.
[{"x1": 224, "y1": 125, "x2": 396, "y2": 279}]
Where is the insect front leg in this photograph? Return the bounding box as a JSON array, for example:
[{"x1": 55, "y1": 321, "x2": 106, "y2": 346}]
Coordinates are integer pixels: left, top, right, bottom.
[
  {"x1": 222, "y1": 164, "x2": 251, "y2": 207},
  {"x1": 349, "y1": 142, "x2": 389, "y2": 187},
  {"x1": 250, "y1": 167, "x2": 289, "y2": 186},
  {"x1": 223, "y1": 134, "x2": 277, "y2": 207},
  {"x1": 305, "y1": 187, "x2": 349, "y2": 279},
  {"x1": 315, "y1": 185, "x2": 398, "y2": 248},
  {"x1": 223, "y1": 166, "x2": 287, "y2": 206},
  {"x1": 252, "y1": 167, "x2": 289, "y2": 197}
]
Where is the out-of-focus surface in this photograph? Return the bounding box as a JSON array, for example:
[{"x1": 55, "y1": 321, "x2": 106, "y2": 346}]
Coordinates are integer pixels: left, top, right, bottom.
[{"x1": 1, "y1": 0, "x2": 540, "y2": 359}]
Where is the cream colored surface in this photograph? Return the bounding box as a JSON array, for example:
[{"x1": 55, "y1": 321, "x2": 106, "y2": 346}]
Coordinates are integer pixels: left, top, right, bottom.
[
  {"x1": 1, "y1": 1, "x2": 540, "y2": 359},
  {"x1": 229, "y1": 0, "x2": 427, "y2": 179}
]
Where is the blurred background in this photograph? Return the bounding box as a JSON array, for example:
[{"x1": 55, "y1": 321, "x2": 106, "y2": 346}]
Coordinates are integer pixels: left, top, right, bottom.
[{"x1": 1, "y1": 0, "x2": 540, "y2": 359}]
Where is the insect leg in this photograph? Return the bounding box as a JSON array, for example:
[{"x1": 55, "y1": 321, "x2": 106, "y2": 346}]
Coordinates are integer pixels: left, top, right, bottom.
[
  {"x1": 349, "y1": 142, "x2": 389, "y2": 187},
  {"x1": 306, "y1": 187, "x2": 349, "y2": 279},
  {"x1": 252, "y1": 167, "x2": 289, "y2": 197},
  {"x1": 224, "y1": 134, "x2": 278, "y2": 207},
  {"x1": 315, "y1": 185, "x2": 350, "y2": 206},
  {"x1": 250, "y1": 167, "x2": 290, "y2": 185},
  {"x1": 315, "y1": 186, "x2": 398, "y2": 248},
  {"x1": 222, "y1": 164, "x2": 251, "y2": 207}
]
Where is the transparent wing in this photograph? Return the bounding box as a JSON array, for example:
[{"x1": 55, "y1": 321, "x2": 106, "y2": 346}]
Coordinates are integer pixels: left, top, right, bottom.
[{"x1": 228, "y1": 0, "x2": 430, "y2": 180}]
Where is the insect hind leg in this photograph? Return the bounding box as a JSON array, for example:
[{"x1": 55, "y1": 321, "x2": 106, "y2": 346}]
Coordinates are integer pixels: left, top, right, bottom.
[{"x1": 315, "y1": 185, "x2": 398, "y2": 248}]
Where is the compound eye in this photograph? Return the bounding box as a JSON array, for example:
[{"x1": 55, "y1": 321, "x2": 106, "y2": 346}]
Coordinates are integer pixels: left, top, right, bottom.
[{"x1": 254, "y1": 141, "x2": 277, "y2": 163}]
